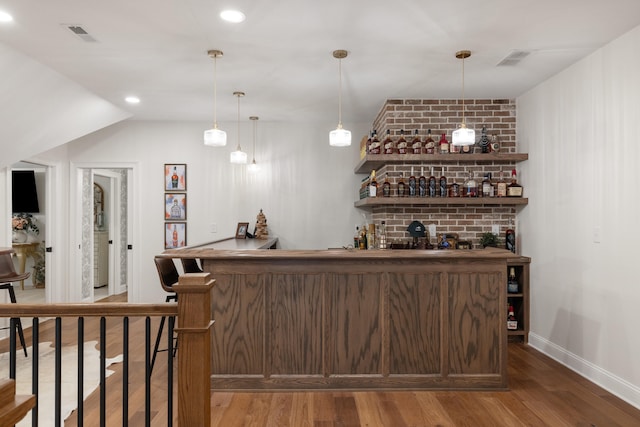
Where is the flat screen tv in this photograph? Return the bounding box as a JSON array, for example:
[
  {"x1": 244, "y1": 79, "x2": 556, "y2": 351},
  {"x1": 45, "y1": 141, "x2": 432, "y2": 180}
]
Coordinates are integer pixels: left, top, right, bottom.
[{"x1": 12, "y1": 170, "x2": 40, "y2": 213}]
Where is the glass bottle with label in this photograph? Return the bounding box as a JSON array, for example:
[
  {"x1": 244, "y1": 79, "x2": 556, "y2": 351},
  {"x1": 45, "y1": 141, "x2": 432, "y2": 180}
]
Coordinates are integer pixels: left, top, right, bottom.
[
  {"x1": 354, "y1": 226, "x2": 360, "y2": 249},
  {"x1": 418, "y1": 167, "x2": 427, "y2": 197},
  {"x1": 397, "y1": 173, "x2": 406, "y2": 197},
  {"x1": 496, "y1": 171, "x2": 507, "y2": 197},
  {"x1": 506, "y1": 169, "x2": 523, "y2": 197},
  {"x1": 369, "y1": 170, "x2": 378, "y2": 197},
  {"x1": 424, "y1": 129, "x2": 435, "y2": 154},
  {"x1": 428, "y1": 167, "x2": 437, "y2": 197},
  {"x1": 506, "y1": 224, "x2": 516, "y2": 253},
  {"x1": 439, "y1": 133, "x2": 449, "y2": 154},
  {"x1": 463, "y1": 171, "x2": 477, "y2": 197},
  {"x1": 439, "y1": 167, "x2": 447, "y2": 197},
  {"x1": 369, "y1": 130, "x2": 381, "y2": 154},
  {"x1": 481, "y1": 173, "x2": 494, "y2": 197},
  {"x1": 507, "y1": 267, "x2": 519, "y2": 293},
  {"x1": 378, "y1": 221, "x2": 387, "y2": 249},
  {"x1": 382, "y1": 173, "x2": 391, "y2": 197},
  {"x1": 507, "y1": 303, "x2": 518, "y2": 330},
  {"x1": 478, "y1": 126, "x2": 490, "y2": 153},
  {"x1": 450, "y1": 178, "x2": 460, "y2": 197},
  {"x1": 408, "y1": 167, "x2": 417, "y2": 197},
  {"x1": 397, "y1": 129, "x2": 408, "y2": 154},
  {"x1": 383, "y1": 129, "x2": 394, "y2": 154},
  {"x1": 411, "y1": 129, "x2": 422, "y2": 154}
]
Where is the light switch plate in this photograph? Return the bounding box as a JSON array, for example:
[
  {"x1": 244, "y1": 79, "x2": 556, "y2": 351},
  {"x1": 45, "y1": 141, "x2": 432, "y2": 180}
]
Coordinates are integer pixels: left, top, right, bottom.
[
  {"x1": 492, "y1": 224, "x2": 500, "y2": 235},
  {"x1": 428, "y1": 223, "x2": 436, "y2": 237}
]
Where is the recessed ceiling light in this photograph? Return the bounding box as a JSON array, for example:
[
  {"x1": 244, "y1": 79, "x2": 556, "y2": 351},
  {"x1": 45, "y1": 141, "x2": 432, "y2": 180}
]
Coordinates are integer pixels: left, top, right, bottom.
[
  {"x1": 125, "y1": 96, "x2": 140, "y2": 104},
  {"x1": 0, "y1": 11, "x2": 14, "y2": 22},
  {"x1": 220, "y1": 10, "x2": 245, "y2": 23}
]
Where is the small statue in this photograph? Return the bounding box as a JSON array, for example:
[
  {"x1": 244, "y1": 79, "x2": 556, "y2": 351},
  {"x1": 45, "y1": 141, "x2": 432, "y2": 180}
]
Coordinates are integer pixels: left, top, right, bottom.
[{"x1": 254, "y1": 209, "x2": 269, "y2": 240}]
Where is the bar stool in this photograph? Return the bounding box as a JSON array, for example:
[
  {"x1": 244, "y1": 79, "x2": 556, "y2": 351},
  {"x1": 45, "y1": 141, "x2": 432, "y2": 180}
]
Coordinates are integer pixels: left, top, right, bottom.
[
  {"x1": 0, "y1": 248, "x2": 28, "y2": 357},
  {"x1": 181, "y1": 258, "x2": 203, "y2": 273},
  {"x1": 150, "y1": 257, "x2": 179, "y2": 374}
]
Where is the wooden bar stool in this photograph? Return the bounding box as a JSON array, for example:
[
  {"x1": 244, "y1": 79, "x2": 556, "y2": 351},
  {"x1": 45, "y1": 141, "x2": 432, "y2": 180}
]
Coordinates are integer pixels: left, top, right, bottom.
[
  {"x1": 0, "y1": 248, "x2": 29, "y2": 357},
  {"x1": 150, "y1": 257, "x2": 179, "y2": 374}
]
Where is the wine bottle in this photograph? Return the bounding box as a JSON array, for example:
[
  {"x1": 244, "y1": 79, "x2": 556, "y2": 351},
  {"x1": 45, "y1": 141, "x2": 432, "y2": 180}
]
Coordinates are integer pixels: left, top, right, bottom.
[
  {"x1": 507, "y1": 303, "x2": 518, "y2": 330},
  {"x1": 438, "y1": 133, "x2": 449, "y2": 154},
  {"x1": 411, "y1": 129, "x2": 422, "y2": 154},
  {"x1": 439, "y1": 166, "x2": 447, "y2": 197},
  {"x1": 428, "y1": 167, "x2": 436, "y2": 197},
  {"x1": 424, "y1": 129, "x2": 435, "y2": 154},
  {"x1": 383, "y1": 129, "x2": 394, "y2": 154},
  {"x1": 506, "y1": 169, "x2": 523, "y2": 197},
  {"x1": 397, "y1": 129, "x2": 408, "y2": 154},
  {"x1": 418, "y1": 167, "x2": 427, "y2": 197},
  {"x1": 408, "y1": 167, "x2": 417, "y2": 197},
  {"x1": 382, "y1": 172, "x2": 391, "y2": 197},
  {"x1": 397, "y1": 173, "x2": 406, "y2": 197},
  {"x1": 508, "y1": 267, "x2": 519, "y2": 293}
]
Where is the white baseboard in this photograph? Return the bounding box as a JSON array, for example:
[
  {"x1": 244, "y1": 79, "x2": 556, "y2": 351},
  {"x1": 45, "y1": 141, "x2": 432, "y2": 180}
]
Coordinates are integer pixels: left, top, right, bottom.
[{"x1": 529, "y1": 332, "x2": 640, "y2": 410}]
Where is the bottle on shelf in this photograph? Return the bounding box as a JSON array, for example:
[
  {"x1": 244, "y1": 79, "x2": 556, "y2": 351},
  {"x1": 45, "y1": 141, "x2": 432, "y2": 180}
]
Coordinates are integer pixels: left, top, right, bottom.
[
  {"x1": 439, "y1": 133, "x2": 450, "y2": 154},
  {"x1": 369, "y1": 130, "x2": 381, "y2": 154},
  {"x1": 360, "y1": 225, "x2": 367, "y2": 250},
  {"x1": 439, "y1": 166, "x2": 447, "y2": 198},
  {"x1": 496, "y1": 170, "x2": 507, "y2": 197},
  {"x1": 367, "y1": 223, "x2": 375, "y2": 250},
  {"x1": 508, "y1": 267, "x2": 519, "y2": 293},
  {"x1": 365, "y1": 131, "x2": 373, "y2": 154},
  {"x1": 424, "y1": 129, "x2": 435, "y2": 154},
  {"x1": 478, "y1": 126, "x2": 490, "y2": 154},
  {"x1": 408, "y1": 167, "x2": 417, "y2": 197},
  {"x1": 382, "y1": 173, "x2": 391, "y2": 197},
  {"x1": 383, "y1": 129, "x2": 395, "y2": 154},
  {"x1": 490, "y1": 134, "x2": 500, "y2": 152},
  {"x1": 506, "y1": 224, "x2": 516, "y2": 253},
  {"x1": 428, "y1": 167, "x2": 437, "y2": 197},
  {"x1": 397, "y1": 129, "x2": 408, "y2": 154},
  {"x1": 481, "y1": 173, "x2": 494, "y2": 197},
  {"x1": 411, "y1": 129, "x2": 422, "y2": 154},
  {"x1": 369, "y1": 170, "x2": 378, "y2": 197},
  {"x1": 418, "y1": 167, "x2": 427, "y2": 197},
  {"x1": 461, "y1": 141, "x2": 473, "y2": 154},
  {"x1": 506, "y1": 169, "x2": 523, "y2": 197},
  {"x1": 463, "y1": 171, "x2": 477, "y2": 197},
  {"x1": 354, "y1": 226, "x2": 360, "y2": 249},
  {"x1": 507, "y1": 303, "x2": 518, "y2": 330},
  {"x1": 397, "y1": 173, "x2": 406, "y2": 197},
  {"x1": 449, "y1": 177, "x2": 460, "y2": 197},
  {"x1": 378, "y1": 221, "x2": 387, "y2": 249}
]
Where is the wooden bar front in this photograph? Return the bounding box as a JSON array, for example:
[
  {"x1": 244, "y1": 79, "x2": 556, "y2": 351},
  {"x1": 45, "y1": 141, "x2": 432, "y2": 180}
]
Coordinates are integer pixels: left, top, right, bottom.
[{"x1": 164, "y1": 246, "x2": 512, "y2": 391}]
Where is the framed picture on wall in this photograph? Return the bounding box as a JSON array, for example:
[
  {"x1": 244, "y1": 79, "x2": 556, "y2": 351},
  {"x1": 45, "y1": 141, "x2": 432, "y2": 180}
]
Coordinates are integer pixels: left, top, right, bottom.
[
  {"x1": 165, "y1": 193, "x2": 187, "y2": 220},
  {"x1": 164, "y1": 164, "x2": 186, "y2": 191},
  {"x1": 165, "y1": 222, "x2": 186, "y2": 249},
  {"x1": 235, "y1": 222, "x2": 249, "y2": 239}
]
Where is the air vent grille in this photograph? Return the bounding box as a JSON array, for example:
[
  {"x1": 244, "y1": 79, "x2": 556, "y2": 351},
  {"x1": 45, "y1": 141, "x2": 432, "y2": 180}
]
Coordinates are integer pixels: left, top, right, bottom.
[
  {"x1": 497, "y1": 50, "x2": 530, "y2": 66},
  {"x1": 62, "y1": 24, "x2": 98, "y2": 42}
]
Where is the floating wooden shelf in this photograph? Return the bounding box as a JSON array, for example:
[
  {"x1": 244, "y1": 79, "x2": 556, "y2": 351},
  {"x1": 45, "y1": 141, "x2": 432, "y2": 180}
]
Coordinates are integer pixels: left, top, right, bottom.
[
  {"x1": 354, "y1": 196, "x2": 528, "y2": 208},
  {"x1": 354, "y1": 153, "x2": 529, "y2": 174}
]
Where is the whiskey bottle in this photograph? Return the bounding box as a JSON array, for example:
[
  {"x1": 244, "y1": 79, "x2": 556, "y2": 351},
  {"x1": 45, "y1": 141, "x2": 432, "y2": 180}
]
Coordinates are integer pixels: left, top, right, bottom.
[
  {"x1": 439, "y1": 167, "x2": 447, "y2": 198},
  {"x1": 378, "y1": 221, "x2": 387, "y2": 249},
  {"x1": 506, "y1": 225, "x2": 516, "y2": 253},
  {"x1": 439, "y1": 133, "x2": 449, "y2": 154},
  {"x1": 463, "y1": 171, "x2": 477, "y2": 197},
  {"x1": 490, "y1": 134, "x2": 500, "y2": 153},
  {"x1": 507, "y1": 303, "x2": 518, "y2": 330},
  {"x1": 507, "y1": 267, "x2": 519, "y2": 293},
  {"x1": 496, "y1": 171, "x2": 507, "y2": 197},
  {"x1": 506, "y1": 169, "x2": 523, "y2": 197},
  {"x1": 450, "y1": 179, "x2": 460, "y2": 197},
  {"x1": 418, "y1": 167, "x2": 427, "y2": 197},
  {"x1": 359, "y1": 226, "x2": 367, "y2": 250},
  {"x1": 424, "y1": 129, "x2": 435, "y2": 154},
  {"x1": 428, "y1": 167, "x2": 437, "y2": 198},
  {"x1": 383, "y1": 129, "x2": 394, "y2": 154},
  {"x1": 382, "y1": 173, "x2": 391, "y2": 197},
  {"x1": 411, "y1": 129, "x2": 422, "y2": 154},
  {"x1": 369, "y1": 170, "x2": 378, "y2": 197},
  {"x1": 478, "y1": 126, "x2": 490, "y2": 153},
  {"x1": 369, "y1": 130, "x2": 381, "y2": 154},
  {"x1": 397, "y1": 129, "x2": 408, "y2": 154},
  {"x1": 481, "y1": 173, "x2": 493, "y2": 197},
  {"x1": 397, "y1": 173, "x2": 406, "y2": 197},
  {"x1": 408, "y1": 167, "x2": 417, "y2": 197}
]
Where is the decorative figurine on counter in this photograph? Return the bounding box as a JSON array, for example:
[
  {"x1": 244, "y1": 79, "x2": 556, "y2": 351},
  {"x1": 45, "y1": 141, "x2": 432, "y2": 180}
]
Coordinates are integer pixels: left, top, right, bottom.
[{"x1": 254, "y1": 209, "x2": 269, "y2": 240}]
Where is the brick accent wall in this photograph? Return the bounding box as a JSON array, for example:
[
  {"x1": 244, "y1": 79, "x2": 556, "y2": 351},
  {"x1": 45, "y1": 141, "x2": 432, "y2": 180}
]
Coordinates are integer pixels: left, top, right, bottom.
[{"x1": 363, "y1": 98, "x2": 520, "y2": 248}]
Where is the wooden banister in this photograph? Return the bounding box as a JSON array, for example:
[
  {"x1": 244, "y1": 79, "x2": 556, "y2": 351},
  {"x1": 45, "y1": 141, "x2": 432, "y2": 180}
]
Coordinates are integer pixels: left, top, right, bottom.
[{"x1": 0, "y1": 303, "x2": 177, "y2": 318}]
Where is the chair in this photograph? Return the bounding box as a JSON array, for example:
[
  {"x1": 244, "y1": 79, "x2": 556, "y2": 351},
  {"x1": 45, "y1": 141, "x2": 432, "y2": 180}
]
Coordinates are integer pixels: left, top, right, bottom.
[
  {"x1": 150, "y1": 257, "x2": 179, "y2": 374},
  {"x1": 181, "y1": 258, "x2": 203, "y2": 273},
  {"x1": 0, "y1": 249, "x2": 28, "y2": 357}
]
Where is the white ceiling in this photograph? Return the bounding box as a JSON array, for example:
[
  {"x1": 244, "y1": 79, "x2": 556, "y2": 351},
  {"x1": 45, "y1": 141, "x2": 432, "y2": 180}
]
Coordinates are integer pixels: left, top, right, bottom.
[{"x1": 2, "y1": 0, "x2": 640, "y2": 126}]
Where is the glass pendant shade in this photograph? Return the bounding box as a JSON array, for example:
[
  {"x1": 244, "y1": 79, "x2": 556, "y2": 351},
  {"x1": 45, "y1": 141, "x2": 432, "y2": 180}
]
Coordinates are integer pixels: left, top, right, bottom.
[
  {"x1": 330, "y1": 125, "x2": 352, "y2": 147},
  {"x1": 204, "y1": 126, "x2": 227, "y2": 146},
  {"x1": 248, "y1": 159, "x2": 260, "y2": 173},
  {"x1": 230, "y1": 148, "x2": 247, "y2": 164},
  {"x1": 451, "y1": 124, "x2": 476, "y2": 146}
]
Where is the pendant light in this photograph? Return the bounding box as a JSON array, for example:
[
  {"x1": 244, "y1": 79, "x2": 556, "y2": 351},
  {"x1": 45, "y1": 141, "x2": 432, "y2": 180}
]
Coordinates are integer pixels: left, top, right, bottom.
[
  {"x1": 451, "y1": 50, "x2": 476, "y2": 146},
  {"x1": 329, "y1": 49, "x2": 351, "y2": 147},
  {"x1": 248, "y1": 116, "x2": 260, "y2": 173},
  {"x1": 230, "y1": 91, "x2": 248, "y2": 164},
  {"x1": 204, "y1": 50, "x2": 227, "y2": 147}
]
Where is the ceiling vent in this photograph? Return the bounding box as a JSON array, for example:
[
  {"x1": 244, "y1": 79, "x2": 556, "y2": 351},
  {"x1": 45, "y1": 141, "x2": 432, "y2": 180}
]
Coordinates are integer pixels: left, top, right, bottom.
[
  {"x1": 497, "y1": 50, "x2": 530, "y2": 66},
  {"x1": 63, "y1": 24, "x2": 98, "y2": 42}
]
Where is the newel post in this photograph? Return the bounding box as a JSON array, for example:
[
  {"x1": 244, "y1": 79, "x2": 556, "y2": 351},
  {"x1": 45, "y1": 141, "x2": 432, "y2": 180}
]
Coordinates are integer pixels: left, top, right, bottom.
[{"x1": 173, "y1": 272, "x2": 215, "y2": 427}]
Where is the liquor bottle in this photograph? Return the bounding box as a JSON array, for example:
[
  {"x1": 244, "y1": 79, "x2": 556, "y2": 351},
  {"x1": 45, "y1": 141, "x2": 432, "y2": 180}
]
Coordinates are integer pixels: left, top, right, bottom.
[
  {"x1": 171, "y1": 167, "x2": 179, "y2": 189},
  {"x1": 424, "y1": 129, "x2": 435, "y2": 154},
  {"x1": 428, "y1": 166, "x2": 437, "y2": 197},
  {"x1": 478, "y1": 126, "x2": 490, "y2": 153},
  {"x1": 366, "y1": 130, "x2": 373, "y2": 153},
  {"x1": 382, "y1": 173, "x2": 391, "y2": 197},
  {"x1": 369, "y1": 170, "x2": 378, "y2": 197},
  {"x1": 367, "y1": 223, "x2": 375, "y2": 250},
  {"x1": 481, "y1": 173, "x2": 493, "y2": 197},
  {"x1": 490, "y1": 134, "x2": 500, "y2": 152},
  {"x1": 450, "y1": 179, "x2": 460, "y2": 197},
  {"x1": 408, "y1": 167, "x2": 417, "y2": 197},
  {"x1": 383, "y1": 129, "x2": 394, "y2": 154},
  {"x1": 506, "y1": 225, "x2": 516, "y2": 253},
  {"x1": 359, "y1": 226, "x2": 367, "y2": 250},
  {"x1": 506, "y1": 169, "x2": 523, "y2": 197},
  {"x1": 507, "y1": 267, "x2": 519, "y2": 293},
  {"x1": 496, "y1": 171, "x2": 507, "y2": 197},
  {"x1": 369, "y1": 130, "x2": 381, "y2": 154},
  {"x1": 354, "y1": 226, "x2": 360, "y2": 249},
  {"x1": 439, "y1": 166, "x2": 447, "y2": 198},
  {"x1": 411, "y1": 129, "x2": 422, "y2": 154},
  {"x1": 378, "y1": 221, "x2": 387, "y2": 249},
  {"x1": 396, "y1": 129, "x2": 408, "y2": 154},
  {"x1": 397, "y1": 173, "x2": 406, "y2": 197},
  {"x1": 507, "y1": 303, "x2": 518, "y2": 330},
  {"x1": 463, "y1": 171, "x2": 477, "y2": 197},
  {"x1": 461, "y1": 142, "x2": 473, "y2": 154},
  {"x1": 418, "y1": 167, "x2": 427, "y2": 197},
  {"x1": 439, "y1": 133, "x2": 450, "y2": 154}
]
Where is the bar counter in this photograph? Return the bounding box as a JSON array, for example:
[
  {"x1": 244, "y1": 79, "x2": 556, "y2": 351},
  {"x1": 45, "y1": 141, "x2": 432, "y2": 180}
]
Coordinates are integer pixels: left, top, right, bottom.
[{"x1": 163, "y1": 242, "x2": 514, "y2": 391}]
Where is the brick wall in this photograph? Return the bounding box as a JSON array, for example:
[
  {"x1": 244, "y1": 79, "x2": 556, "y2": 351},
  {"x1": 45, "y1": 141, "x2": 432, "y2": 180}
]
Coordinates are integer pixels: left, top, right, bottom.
[{"x1": 363, "y1": 98, "x2": 520, "y2": 248}]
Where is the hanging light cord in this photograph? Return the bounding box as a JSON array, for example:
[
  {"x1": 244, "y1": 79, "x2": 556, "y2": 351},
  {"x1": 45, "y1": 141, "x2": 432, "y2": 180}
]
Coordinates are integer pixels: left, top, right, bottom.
[
  {"x1": 338, "y1": 57, "x2": 343, "y2": 128},
  {"x1": 461, "y1": 54, "x2": 465, "y2": 126},
  {"x1": 252, "y1": 118, "x2": 257, "y2": 161},
  {"x1": 236, "y1": 94, "x2": 241, "y2": 150},
  {"x1": 213, "y1": 55, "x2": 218, "y2": 128}
]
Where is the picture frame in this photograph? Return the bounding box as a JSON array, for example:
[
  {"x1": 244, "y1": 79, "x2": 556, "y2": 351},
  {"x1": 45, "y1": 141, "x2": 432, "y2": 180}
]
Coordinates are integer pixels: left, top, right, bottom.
[
  {"x1": 235, "y1": 222, "x2": 249, "y2": 239},
  {"x1": 165, "y1": 164, "x2": 186, "y2": 191},
  {"x1": 165, "y1": 222, "x2": 186, "y2": 249},
  {"x1": 165, "y1": 193, "x2": 187, "y2": 220}
]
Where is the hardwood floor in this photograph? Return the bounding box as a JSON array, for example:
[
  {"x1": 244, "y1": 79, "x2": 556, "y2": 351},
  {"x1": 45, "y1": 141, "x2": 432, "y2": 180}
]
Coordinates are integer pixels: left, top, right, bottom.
[{"x1": 4, "y1": 294, "x2": 640, "y2": 426}]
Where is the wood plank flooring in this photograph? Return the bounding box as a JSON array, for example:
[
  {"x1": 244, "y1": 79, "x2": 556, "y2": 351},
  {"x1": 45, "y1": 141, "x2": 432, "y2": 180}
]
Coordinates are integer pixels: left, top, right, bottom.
[{"x1": 3, "y1": 293, "x2": 640, "y2": 426}]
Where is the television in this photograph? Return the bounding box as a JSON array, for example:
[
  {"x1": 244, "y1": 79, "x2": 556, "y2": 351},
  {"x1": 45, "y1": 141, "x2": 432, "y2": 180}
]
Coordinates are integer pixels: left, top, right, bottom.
[{"x1": 12, "y1": 170, "x2": 40, "y2": 213}]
